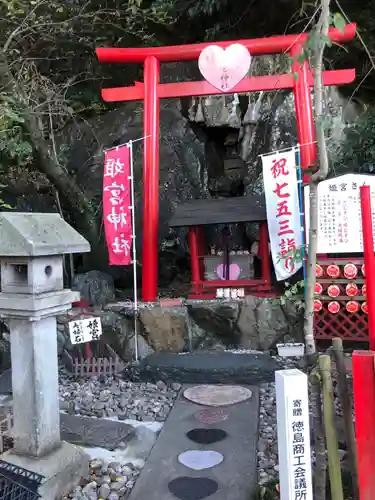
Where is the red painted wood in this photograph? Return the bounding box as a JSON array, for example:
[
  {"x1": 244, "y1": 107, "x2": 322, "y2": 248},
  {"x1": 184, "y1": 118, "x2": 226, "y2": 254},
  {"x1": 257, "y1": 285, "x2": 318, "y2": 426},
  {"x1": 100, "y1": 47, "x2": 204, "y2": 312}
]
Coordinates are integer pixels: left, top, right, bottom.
[
  {"x1": 291, "y1": 44, "x2": 316, "y2": 169},
  {"x1": 196, "y1": 227, "x2": 206, "y2": 283},
  {"x1": 199, "y1": 279, "x2": 270, "y2": 288},
  {"x1": 102, "y1": 69, "x2": 355, "y2": 102},
  {"x1": 72, "y1": 300, "x2": 90, "y2": 308},
  {"x1": 142, "y1": 56, "x2": 160, "y2": 302},
  {"x1": 259, "y1": 222, "x2": 271, "y2": 283},
  {"x1": 360, "y1": 185, "x2": 375, "y2": 349},
  {"x1": 353, "y1": 351, "x2": 375, "y2": 500},
  {"x1": 96, "y1": 24, "x2": 356, "y2": 63},
  {"x1": 189, "y1": 227, "x2": 201, "y2": 290}
]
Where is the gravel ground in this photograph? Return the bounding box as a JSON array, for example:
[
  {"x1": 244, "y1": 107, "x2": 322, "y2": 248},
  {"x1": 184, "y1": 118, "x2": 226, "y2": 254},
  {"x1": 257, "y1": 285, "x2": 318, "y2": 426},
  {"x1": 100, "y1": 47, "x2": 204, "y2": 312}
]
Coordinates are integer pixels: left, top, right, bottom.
[
  {"x1": 59, "y1": 372, "x2": 181, "y2": 499},
  {"x1": 59, "y1": 352, "x2": 354, "y2": 498},
  {"x1": 59, "y1": 371, "x2": 181, "y2": 422},
  {"x1": 67, "y1": 458, "x2": 144, "y2": 500}
]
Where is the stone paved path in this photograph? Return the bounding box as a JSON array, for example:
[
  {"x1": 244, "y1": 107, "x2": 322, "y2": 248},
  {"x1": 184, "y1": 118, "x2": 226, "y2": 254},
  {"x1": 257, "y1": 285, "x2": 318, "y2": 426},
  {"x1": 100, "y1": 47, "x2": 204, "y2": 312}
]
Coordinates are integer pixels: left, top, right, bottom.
[{"x1": 128, "y1": 384, "x2": 259, "y2": 500}]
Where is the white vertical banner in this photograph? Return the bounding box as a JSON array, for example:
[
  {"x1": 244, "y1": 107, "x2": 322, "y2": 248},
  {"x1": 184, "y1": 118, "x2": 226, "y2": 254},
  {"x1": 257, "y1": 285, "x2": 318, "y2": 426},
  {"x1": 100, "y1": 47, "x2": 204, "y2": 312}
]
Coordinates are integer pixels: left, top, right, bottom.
[
  {"x1": 276, "y1": 369, "x2": 313, "y2": 500},
  {"x1": 262, "y1": 149, "x2": 302, "y2": 281}
]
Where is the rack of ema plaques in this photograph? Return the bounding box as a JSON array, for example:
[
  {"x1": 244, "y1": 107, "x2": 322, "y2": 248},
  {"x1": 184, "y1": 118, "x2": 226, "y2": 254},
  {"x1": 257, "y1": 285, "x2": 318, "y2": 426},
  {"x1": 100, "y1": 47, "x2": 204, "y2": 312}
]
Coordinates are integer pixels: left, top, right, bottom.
[{"x1": 313, "y1": 258, "x2": 368, "y2": 342}]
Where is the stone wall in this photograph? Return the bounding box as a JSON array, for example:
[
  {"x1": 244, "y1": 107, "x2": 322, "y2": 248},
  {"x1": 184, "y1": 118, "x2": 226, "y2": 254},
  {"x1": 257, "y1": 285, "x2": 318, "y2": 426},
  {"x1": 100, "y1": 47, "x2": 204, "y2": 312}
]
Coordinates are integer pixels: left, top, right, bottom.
[{"x1": 54, "y1": 296, "x2": 302, "y2": 362}]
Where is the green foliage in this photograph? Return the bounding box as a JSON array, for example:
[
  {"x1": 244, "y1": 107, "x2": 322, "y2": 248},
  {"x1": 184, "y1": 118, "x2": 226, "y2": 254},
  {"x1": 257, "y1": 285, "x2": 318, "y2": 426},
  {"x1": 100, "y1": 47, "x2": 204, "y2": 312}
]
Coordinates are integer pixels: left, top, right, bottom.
[
  {"x1": 290, "y1": 12, "x2": 345, "y2": 68},
  {"x1": 280, "y1": 280, "x2": 305, "y2": 310},
  {"x1": 0, "y1": 99, "x2": 33, "y2": 169},
  {"x1": 331, "y1": 12, "x2": 345, "y2": 34},
  {"x1": 252, "y1": 479, "x2": 279, "y2": 500},
  {"x1": 333, "y1": 107, "x2": 375, "y2": 174}
]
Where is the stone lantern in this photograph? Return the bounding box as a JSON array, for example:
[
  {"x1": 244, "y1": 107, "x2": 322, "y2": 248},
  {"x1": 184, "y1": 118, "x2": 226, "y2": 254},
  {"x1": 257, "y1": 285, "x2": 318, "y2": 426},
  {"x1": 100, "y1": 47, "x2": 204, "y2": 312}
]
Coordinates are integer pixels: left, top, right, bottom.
[{"x1": 0, "y1": 212, "x2": 91, "y2": 498}]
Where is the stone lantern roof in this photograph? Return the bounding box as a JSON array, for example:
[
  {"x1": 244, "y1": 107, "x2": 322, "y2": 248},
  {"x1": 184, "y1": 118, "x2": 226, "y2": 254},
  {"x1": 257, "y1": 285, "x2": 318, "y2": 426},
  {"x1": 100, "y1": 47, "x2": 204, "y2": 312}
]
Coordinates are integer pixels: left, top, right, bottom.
[{"x1": 0, "y1": 212, "x2": 90, "y2": 256}]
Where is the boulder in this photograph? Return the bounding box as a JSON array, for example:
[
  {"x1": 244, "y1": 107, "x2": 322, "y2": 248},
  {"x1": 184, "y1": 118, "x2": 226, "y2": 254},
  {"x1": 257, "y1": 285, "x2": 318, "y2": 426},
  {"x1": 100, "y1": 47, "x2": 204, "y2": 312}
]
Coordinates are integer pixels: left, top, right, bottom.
[
  {"x1": 138, "y1": 306, "x2": 188, "y2": 352},
  {"x1": 187, "y1": 303, "x2": 241, "y2": 345},
  {"x1": 72, "y1": 271, "x2": 115, "y2": 306},
  {"x1": 237, "y1": 296, "x2": 302, "y2": 350}
]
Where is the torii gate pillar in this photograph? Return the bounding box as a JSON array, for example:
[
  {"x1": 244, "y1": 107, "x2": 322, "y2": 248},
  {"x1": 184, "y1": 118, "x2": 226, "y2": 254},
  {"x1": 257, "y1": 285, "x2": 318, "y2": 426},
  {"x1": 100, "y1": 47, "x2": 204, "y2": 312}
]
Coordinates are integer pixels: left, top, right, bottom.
[{"x1": 97, "y1": 24, "x2": 356, "y2": 302}]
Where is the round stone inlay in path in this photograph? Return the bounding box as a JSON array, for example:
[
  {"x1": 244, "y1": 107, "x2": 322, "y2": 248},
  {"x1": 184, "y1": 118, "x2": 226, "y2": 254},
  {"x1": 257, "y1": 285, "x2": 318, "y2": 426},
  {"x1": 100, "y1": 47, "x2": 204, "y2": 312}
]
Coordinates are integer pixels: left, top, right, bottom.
[
  {"x1": 168, "y1": 477, "x2": 219, "y2": 500},
  {"x1": 184, "y1": 385, "x2": 252, "y2": 407},
  {"x1": 194, "y1": 408, "x2": 230, "y2": 425},
  {"x1": 186, "y1": 428, "x2": 227, "y2": 445},
  {"x1": 178, "y1": 450, "x2": 224, "y2": 470}
]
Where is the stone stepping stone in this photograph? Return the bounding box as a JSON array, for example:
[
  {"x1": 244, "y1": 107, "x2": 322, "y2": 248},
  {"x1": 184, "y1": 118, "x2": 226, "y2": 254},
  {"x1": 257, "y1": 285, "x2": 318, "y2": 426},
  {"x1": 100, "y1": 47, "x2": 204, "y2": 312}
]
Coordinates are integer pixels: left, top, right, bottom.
[
  {"x1": 168, "y1": 477, "x2": 219, "y2": 500},
  {"x1": 184, "y1": 385, "x2": 252, "y2": 407},
  {"x1": 194, "y1": 408, "x2": 230, "y2": 424},
  {"x1": 60, "y1": 413, "x2": 135, "y2": 450},
  {"x1": 178, "y1": 450, "x2": 224, "y2": 471},
  {"x1": 186, "y1": 428, "x2": 227, "y2": 445}
]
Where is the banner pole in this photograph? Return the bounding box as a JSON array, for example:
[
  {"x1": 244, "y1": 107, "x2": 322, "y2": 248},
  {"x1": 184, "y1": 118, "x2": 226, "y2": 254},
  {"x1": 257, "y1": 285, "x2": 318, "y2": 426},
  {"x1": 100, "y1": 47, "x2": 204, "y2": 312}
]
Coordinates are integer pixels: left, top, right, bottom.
[
  {"x1": 296, "y1": 146, "x2": 307, "y2": 291},
  {"x1": 128, "y1": 141, "x2": 139, "y2": 362}
]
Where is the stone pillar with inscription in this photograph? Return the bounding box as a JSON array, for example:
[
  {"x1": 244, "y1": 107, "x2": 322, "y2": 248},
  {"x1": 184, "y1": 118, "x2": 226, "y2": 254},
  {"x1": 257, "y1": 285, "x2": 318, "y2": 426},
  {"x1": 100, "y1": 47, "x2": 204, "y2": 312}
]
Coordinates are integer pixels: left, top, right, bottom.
[{"x1": 275, "y1": 369, "x2": 313, "y2": 500}]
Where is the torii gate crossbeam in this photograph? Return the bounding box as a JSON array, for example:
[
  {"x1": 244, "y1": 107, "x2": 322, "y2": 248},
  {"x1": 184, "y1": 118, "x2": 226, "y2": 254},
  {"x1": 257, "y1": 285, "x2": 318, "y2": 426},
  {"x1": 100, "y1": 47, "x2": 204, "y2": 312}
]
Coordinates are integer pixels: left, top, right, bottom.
[{"x1": 96, "y1": 23, "x2": 356, "y2": 302}]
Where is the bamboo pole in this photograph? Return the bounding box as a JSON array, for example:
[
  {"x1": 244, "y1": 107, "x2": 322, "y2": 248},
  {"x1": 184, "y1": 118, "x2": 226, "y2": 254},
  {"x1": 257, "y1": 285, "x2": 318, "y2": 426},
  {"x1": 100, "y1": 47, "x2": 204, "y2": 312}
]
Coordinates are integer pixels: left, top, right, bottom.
[
  {"x1": 332, "y1": 338, "x2": 358, "y2": 500},
  {"x1": 319, "y1": 354, "x2": 344, "y2": 500},
  {"x1": 310, "y1": 369, "x2": 327, "y2": 500}
]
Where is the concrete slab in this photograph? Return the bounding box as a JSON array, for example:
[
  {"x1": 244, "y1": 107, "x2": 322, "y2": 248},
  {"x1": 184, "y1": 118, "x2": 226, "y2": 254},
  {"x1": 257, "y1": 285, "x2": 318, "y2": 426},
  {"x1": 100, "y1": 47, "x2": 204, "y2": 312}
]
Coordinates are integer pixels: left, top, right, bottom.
[
  {"x1": 128, "y1": 385, "x2": 259, "y2": 500},
  {"x1": 126, "y1": 352, "x2": 281, "y2": 385},
  {"x1": 0, "y1": 369, "x2": 12, "y2": 395},
  {"x1": 0, "y1": 409, "x2": 135, "y2": 451},
  {"x1": 2, "y1": 441, "x2": 89, "y2": 500},
  {"x1": 60, "y1": 413, "x2": 135, "y2": 450}
]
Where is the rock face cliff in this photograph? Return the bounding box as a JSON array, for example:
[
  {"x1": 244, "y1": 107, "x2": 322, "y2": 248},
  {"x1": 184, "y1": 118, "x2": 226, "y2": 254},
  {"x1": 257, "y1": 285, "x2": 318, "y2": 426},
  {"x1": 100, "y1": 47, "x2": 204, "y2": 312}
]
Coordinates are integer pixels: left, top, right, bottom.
[{"x1": 63, "y1": 58, "x2": 360, "y2": 288}]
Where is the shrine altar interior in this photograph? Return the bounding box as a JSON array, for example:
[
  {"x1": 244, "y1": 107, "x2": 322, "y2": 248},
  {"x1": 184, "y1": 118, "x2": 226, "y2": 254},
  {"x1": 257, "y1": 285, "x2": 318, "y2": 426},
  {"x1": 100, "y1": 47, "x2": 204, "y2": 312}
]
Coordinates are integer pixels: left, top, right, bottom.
[{"x1": 169, "y1": 195, "x2": 273, "y2": 299}]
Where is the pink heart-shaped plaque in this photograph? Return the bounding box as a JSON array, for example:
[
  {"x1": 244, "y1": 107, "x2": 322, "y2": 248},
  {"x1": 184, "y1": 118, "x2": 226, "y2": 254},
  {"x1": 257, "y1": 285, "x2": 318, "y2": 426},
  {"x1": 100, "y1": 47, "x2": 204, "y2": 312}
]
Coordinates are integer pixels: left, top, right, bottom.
[
  {"x1": 198, "y1": 44, "x2": 251, "y2": 92},
  {"x1": 216, "y1": 263, "x2": 241, "y2": 281}
]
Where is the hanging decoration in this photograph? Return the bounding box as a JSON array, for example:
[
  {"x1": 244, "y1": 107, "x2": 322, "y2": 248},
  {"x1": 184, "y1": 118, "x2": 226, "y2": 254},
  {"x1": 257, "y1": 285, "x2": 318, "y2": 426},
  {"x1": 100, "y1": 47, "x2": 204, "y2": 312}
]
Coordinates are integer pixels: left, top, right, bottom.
[
  {"x1": 328, "y1": 301, "x2": 340, "y2": 314},
  {"x1": 346, "y1": 301, "x2": 360, "y2": 313},
  {"x1": 327, "y1": 284, "x2": 340, "y2": 298},
  {"x1": 228, "y1": 93, "x2": 241, "y2": 128},
  {"x1": 103, "y1": 145, "x2": 133, "y2": 266},
  {"x1": 315, "y1": 264, "x2": 324, "y2": 278},
  {"x1": 327, "y1": 264, "x2": 340, "y2": 278},
  {"x1": 103, "y1": 139, "x2": 141, "y2": 361},
  {"x1": 346, "y1": 283, "x2": 358, "y2": 297},
  {"x1": 261, "y1": 148, "x2": 302, "y2": 281},
  {"x1": 314, "y1": 299, "x2": 323, "y2": 312},
  {"x1": 344, "y1": 263, "x2": 357, "y2": 279},
  {"x1": 198, "y1": 44, "x2": 251, "y2": 92}
]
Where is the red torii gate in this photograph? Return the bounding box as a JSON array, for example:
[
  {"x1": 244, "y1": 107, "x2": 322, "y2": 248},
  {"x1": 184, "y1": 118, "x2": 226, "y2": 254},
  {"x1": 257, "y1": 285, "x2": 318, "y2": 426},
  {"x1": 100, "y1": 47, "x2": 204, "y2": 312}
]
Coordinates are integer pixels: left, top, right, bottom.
[{"x1": 96, "y1": 23, "x2": 356, "y2": 302}]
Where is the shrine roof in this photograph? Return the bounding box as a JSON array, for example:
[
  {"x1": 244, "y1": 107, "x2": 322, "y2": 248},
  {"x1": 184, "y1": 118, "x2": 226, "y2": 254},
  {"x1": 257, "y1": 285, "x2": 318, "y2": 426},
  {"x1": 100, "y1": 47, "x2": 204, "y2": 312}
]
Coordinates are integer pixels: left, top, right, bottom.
[
  {"x1": 0, "y1": 212, "x2": 90, "y2": 256},
  {"x1": 169, "y1": 195, "x2": 267, "y2": 227}
]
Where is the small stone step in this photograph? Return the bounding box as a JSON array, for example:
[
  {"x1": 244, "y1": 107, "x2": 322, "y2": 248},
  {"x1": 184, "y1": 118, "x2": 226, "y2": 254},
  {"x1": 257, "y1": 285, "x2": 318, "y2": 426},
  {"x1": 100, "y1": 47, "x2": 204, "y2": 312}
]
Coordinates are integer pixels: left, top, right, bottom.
[{"x1": 125, "y1": 352, "x2": 282, "y2": 385}]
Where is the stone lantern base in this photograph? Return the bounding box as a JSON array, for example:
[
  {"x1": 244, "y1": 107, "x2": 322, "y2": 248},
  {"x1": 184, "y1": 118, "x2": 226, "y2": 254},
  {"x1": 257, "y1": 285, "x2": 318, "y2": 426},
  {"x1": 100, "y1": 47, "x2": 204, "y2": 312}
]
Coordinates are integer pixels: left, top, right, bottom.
[{"x1": 2, "y1": 441, "x2": 90, "y2": 500}]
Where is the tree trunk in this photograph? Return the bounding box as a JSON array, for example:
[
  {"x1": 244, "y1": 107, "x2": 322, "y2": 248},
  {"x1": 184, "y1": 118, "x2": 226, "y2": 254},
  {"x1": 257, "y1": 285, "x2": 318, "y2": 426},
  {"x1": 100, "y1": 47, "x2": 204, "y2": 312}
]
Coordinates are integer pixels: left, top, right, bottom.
[
  {"x1": 304, "y1": 180, "x2": 319, "y2": 357},
  {"x1": 304, "y1": 0, "x2": 331, "y2": 359},
  {"x1": 0, "y1": 49, "x2": 100, "y2": 251}
]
